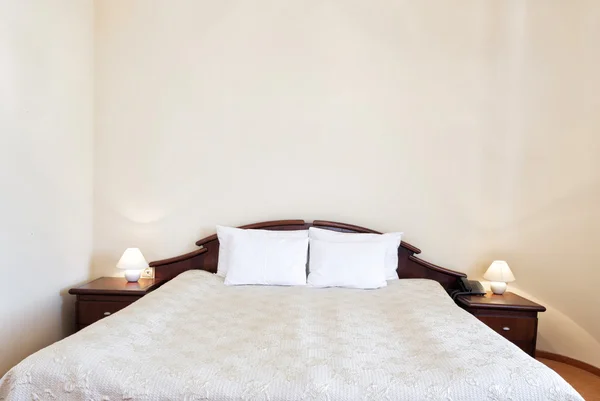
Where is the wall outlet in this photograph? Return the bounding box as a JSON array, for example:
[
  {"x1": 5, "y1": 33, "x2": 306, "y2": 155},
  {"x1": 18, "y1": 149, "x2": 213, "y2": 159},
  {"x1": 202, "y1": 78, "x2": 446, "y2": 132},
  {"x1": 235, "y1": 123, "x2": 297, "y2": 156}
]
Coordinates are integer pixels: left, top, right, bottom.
[{"x1": 141, "y1": 267, "x2": 154, "y2": 279}]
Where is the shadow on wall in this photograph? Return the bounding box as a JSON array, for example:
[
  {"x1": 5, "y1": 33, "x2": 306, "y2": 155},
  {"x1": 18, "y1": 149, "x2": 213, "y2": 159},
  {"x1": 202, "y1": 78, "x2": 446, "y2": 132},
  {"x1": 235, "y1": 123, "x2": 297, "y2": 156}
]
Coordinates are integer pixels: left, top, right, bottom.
[
  {"x1": 60, "y1": 287, "x2": 76, "y2": 337},
  {"x1": 511, "y1": 286, "x2": 600, "y2": 369},
  {"x1": 59, "y1": 254, "x2": 95, "y2": 339},
  {"x1": 59, "y1": 281, "x2": 88, "y2": 339},
  {"x1": 486, "y1": 177, "x2": 600, "y2": 369}
]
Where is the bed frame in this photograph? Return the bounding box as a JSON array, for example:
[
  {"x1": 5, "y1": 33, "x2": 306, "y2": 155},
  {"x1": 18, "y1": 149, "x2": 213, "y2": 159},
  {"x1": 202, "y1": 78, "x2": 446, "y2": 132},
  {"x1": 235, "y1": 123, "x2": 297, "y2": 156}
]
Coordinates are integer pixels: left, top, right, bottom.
[{"x1": 149, "y1": 219, "x2": 466, "y2": 291}]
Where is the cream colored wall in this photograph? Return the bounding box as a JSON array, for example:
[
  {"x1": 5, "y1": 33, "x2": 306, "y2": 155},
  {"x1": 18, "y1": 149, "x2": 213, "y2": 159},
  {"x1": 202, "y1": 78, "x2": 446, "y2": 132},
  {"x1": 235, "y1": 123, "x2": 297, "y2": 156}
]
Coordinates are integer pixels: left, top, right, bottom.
[
  {"x1": 0, "y1": 1, "x2": 94, "y2": 375},
  {"x1": 94, "y1": 1, "x2": 600, "y2": 367}
]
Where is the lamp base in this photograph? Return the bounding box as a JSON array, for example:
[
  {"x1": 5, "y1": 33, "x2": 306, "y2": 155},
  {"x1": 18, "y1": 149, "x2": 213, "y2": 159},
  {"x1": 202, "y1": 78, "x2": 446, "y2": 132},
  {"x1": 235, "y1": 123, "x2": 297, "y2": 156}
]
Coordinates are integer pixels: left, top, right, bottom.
[
  {"x1": 490, "y1": 281, "x2": 507, "y2": 295},
  {"x1": 124, "y1": 270, "x2": 141, "y2": 282}
]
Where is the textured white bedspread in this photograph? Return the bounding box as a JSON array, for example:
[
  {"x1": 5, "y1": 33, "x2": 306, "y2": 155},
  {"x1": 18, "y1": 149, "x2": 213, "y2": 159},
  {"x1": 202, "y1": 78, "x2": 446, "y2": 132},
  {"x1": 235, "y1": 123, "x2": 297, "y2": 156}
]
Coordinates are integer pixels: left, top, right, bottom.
[{"x1": 0, "y1": 270, "x2": 583, "y2": 400}]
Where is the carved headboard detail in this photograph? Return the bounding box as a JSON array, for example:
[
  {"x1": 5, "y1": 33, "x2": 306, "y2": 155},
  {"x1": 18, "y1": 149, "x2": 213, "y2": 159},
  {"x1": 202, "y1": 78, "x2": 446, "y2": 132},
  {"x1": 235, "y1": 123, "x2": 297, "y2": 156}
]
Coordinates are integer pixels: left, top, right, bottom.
[{"x1": 149, "y1": 219, "x2": 466, "y2": 291}]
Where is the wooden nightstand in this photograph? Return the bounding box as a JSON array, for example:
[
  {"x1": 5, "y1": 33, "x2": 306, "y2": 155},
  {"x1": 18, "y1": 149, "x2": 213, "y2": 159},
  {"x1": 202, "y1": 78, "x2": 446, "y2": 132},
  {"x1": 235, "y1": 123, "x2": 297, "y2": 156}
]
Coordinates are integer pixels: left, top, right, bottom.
[
  {"x1": 69, "y1": 277, "x2": 164, "y2": 331},
  {"x1": 456, "y1": 292, "x2": 546, "y2": 357}
]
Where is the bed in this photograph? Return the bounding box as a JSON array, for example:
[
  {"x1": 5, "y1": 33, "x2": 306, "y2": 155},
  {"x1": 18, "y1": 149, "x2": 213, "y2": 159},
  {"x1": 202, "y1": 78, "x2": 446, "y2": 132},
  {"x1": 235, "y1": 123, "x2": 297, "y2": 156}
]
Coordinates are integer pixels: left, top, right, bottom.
[{"x1": 0, "y1": 220, "x2": 583, "y2": 400}]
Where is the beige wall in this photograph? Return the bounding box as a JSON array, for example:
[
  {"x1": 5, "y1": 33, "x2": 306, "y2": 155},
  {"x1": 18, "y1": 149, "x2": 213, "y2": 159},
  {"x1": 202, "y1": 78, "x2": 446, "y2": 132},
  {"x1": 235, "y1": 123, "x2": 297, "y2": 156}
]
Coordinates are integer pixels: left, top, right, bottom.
[
  {"x1": 0, "y1": 1, "x2": 94, "y2": 375},
  {"x1": 89, "y1": 0, "x2": 597, "y2": 369}
]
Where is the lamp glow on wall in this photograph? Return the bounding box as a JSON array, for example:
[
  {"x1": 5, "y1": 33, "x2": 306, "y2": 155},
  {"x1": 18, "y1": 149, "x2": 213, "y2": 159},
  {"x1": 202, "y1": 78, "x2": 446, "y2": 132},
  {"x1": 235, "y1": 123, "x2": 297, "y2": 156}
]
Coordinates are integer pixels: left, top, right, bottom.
[
  {"x1": 116, "y1": 248, "x2": 149, "y2": 282},
  {"x1": 484, "y1": 260, "x2": 515, "y2": 295}
]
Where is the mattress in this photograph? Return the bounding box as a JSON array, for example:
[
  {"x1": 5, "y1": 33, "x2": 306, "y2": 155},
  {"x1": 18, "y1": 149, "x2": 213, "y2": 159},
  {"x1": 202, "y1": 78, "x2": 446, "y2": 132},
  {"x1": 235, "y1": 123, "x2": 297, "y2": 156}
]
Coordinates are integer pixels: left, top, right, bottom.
[{"x1": 0, "y1": 270, "x2": 583, "y2": 400}]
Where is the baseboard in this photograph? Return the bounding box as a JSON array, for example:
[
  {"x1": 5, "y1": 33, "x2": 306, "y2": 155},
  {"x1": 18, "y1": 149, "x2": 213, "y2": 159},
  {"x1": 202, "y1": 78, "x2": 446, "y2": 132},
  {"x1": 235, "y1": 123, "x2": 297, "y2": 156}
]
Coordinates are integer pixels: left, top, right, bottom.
[{"x1": 537, "y1": 350, "x2": 600, "y2": 377}]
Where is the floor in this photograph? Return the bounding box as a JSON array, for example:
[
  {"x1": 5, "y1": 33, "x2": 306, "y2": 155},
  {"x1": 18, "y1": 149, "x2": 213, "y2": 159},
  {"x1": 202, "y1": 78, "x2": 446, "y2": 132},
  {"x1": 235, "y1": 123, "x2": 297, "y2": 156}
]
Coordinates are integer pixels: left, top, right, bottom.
[{"x1": 538, "y1": 358, "x2": 600, "y2": 400}]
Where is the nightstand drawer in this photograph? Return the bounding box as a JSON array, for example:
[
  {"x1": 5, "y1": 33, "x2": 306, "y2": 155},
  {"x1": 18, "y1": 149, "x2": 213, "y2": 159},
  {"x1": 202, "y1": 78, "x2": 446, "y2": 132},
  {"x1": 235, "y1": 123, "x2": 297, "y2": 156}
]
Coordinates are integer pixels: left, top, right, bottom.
[
  {"x1": 477, "y1": 316, "x2": 536, "y2": 341},
  {"x1": 77, "y1": 301, "x2": 134, "y2": 325},
  {"x1": 456, "y1": 292, "x2": 544, "y2": 358},
  {"x1": 70, "y1": 277, "x2": 164, "y2": 332}
]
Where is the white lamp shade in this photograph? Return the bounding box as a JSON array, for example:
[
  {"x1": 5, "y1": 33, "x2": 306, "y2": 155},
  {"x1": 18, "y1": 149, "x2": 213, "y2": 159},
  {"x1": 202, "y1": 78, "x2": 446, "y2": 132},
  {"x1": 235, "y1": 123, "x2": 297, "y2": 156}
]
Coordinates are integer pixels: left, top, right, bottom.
[
  {"x1": 116, "y1": 248, "x2": 149, "y2": 270},
  {"x1": 484, "y1": 260, "x2": 515, "y2": 283}
]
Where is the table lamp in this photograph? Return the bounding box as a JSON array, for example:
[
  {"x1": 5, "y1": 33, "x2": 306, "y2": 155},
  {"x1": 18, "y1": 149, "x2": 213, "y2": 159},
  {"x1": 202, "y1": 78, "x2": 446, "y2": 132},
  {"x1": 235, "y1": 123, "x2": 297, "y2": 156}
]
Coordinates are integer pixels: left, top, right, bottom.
[
  {"x1": 116, "y1": 248, "x2": 149, "y2": 282},
  {"x1": 484, "y1": 260, "x2": 515, "y2": 295}
]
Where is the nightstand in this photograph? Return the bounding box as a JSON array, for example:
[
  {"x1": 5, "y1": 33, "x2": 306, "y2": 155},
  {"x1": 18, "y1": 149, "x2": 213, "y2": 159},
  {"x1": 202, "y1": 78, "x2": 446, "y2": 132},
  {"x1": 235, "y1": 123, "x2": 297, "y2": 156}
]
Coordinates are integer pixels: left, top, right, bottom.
[
  {"x1": 456, "y1": 292, "x2": 546, "y2": 357},
  {"x1": 69, "y1": 277, "x2": 164, "y2": 331}
]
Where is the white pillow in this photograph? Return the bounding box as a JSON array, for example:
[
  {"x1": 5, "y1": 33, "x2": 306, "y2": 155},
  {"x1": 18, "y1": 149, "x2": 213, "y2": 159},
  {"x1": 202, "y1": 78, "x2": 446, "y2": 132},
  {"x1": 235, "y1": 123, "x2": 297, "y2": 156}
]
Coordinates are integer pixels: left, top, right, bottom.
[
  {"x1": 307, "y1": 239, "x2": 388, "y2": 289},
  {"x1": 308, "y1": 227, "x2": 403, "y2": 280},
  {"x1": 216, "y1": 225, "x2": 308, "y2": 278},
  {"x1": 224, "y1": 233, "x2": 309, "y2": 286}
]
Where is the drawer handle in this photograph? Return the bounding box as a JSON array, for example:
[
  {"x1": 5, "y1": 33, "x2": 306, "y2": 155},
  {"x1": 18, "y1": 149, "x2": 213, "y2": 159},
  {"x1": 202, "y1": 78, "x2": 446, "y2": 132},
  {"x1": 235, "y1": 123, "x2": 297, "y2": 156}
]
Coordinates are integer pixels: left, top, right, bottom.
[
  {"x1": 502, "y1": 326, "x2": 511, "y2": 331},
  {"x1": 103, "y1": 312, "x2": 111, "y2": 316}
]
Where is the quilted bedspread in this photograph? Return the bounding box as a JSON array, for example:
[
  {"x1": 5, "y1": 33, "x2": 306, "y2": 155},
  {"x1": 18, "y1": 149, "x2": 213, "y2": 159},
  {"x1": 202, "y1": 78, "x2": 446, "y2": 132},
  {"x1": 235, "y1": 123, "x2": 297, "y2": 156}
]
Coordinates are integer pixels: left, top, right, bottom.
[{"x1": 0, "y1": 270, "x2": 583, "y2": 400}]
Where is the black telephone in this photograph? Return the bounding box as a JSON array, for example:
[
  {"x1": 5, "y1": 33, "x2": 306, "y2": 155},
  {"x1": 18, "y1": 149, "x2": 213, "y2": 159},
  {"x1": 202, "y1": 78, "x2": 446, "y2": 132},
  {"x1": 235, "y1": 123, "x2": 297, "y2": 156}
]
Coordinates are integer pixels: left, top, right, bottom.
[
  {"x1": 450, "y1": 277, "x2": 486, "y2": 300},
  {"x1": 458, "y1": 277, "x2": 486, "y2": 295}
]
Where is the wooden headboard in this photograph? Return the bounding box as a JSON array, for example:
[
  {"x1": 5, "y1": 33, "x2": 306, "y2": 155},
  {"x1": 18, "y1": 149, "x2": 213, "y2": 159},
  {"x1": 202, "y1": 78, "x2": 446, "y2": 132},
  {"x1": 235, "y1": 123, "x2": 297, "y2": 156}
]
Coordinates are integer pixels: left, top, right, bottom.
[{"x1": 149, "y1": 219, "x2": 466, "y2": 291}]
